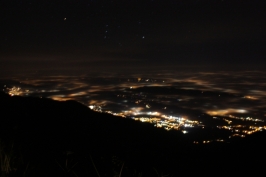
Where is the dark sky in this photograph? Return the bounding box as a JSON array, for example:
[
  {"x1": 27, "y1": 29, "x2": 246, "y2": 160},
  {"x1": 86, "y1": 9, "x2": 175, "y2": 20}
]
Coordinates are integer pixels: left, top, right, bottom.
[{"x1": 1, "y1": 0, "x2": 266, "y2": 74}]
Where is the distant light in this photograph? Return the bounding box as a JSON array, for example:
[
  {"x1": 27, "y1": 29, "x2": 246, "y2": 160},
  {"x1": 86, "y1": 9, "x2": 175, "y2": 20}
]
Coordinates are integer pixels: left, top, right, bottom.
[
  {"x1": 64, "y1": 18, "x2": 67, "y2": 21},
  {"x1": 89, "y1": 105, "x2": 94, "y2": 109},
  {"x1": 237, "y1": 109, "x2": 246, "y2": 113},
  {"x1": 182, "y1": 130, "x2": 188, "y2": 134}
]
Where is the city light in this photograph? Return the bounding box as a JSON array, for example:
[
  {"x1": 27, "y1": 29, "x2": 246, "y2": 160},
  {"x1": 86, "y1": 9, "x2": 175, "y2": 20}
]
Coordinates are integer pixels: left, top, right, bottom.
[{"x1": 3, "y1": 72, "x2": 266, "y2": 144}]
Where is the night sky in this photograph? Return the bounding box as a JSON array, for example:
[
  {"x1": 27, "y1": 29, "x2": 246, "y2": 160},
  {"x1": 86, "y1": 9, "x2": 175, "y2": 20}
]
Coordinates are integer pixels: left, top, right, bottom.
[{"x1": 1, "y1": 0, "x2": 266, "y2": 75}]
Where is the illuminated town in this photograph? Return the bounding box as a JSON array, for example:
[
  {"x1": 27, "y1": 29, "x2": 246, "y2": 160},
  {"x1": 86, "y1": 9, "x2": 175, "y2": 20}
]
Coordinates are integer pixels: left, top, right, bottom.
[
  {"x1": 88, "y1": 105, "x2": 266, "y2": 144},
  {"x1": 2, "y1": 72, "x2": 266, "y2": 144}
]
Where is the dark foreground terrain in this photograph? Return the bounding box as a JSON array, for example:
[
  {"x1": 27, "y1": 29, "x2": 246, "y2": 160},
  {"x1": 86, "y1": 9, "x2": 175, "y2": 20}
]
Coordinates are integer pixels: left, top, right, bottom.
[{"x1": 0, "y1": 91, "x2": 265, "y2": 176}]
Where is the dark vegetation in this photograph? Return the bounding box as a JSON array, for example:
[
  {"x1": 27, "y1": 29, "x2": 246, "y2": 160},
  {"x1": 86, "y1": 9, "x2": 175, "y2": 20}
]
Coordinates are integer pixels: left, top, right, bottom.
[{"x1": 0, "y1": 91, "x2": 265, "y2": 176}]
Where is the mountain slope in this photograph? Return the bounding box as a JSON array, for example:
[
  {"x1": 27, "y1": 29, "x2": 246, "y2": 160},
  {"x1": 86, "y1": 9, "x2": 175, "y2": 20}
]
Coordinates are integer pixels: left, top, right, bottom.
[{"x1": 0, "y1": 92, "x2": 265, "y2": 176}]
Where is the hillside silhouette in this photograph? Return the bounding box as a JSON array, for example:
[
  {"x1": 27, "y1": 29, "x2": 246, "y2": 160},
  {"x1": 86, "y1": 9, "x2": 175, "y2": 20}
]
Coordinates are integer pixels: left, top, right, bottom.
[{"x1": 0, "y1": 91, "x2": 265, "y2": 176}]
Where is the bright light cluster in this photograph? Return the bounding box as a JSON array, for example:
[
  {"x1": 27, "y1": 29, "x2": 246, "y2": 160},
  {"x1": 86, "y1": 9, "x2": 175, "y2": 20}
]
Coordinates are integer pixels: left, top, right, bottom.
[
  {"x1": 217, "y1": 125, "x2": 266, "y2": 137},
  {"x1": 7, "y1": 86, "x2": 29, "y2": 96}
]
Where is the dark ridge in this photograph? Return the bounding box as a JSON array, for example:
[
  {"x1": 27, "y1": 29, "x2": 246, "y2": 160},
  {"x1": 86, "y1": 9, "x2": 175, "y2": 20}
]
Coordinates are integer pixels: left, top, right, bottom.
[{"x1": 0, "y1": 91, "x2": 265, "y2": 176}]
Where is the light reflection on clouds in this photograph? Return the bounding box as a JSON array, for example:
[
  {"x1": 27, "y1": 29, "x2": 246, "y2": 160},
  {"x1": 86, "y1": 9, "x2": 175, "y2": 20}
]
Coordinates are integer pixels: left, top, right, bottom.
[
  {"x1": 1, "y1": 71, "x2": 266, "y2": 121},
  {"x1": 206, "y1": 109, "x2": 247, "y2": 116}
]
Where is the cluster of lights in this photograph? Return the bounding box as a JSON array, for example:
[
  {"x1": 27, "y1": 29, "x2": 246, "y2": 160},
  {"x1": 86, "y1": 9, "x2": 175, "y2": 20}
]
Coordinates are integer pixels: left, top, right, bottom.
[
  {"x1": 132, "y1": 114, "x2": 200, "y2": 132},
  {"x1": 228, "y1": 115, "x2": 264, "y2": 122},
  {"x1": 88, "y1": 104, "x2": 200, "y2": 133},
  {"x1": 193, "y1": 139, "x2": 225, "y2": 144},
  {"x1": 217, "y1": 125, "x2": 266, "y2": 137},
  {"x1": 6, "y1": 86, "x2": 29, "y2": 96},
  {"x1": 128, "y1": 112, "x2": 199, "y2": 132},
  {"x1": 88, "y1": 105, "x2": 102, "y2": 112}
]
